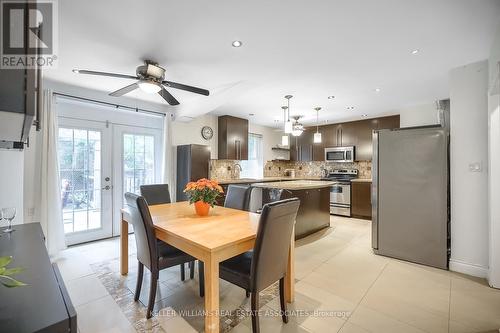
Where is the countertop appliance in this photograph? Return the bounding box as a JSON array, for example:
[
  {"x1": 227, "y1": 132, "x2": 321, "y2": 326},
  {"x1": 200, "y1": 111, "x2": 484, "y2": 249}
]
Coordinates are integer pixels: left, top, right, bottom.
[
  {"x1": 322, "y1": 169, "x2": 358, "y2": 217},
  {"x1": 325, "y1": 146, "x2": 355, "y2": 163},
  {"x1": 372, "y1": 125, "x2": 449, "y2": 269},
  {"x1": 176, "y1": 144, "x2": 211, "y2": 201}
]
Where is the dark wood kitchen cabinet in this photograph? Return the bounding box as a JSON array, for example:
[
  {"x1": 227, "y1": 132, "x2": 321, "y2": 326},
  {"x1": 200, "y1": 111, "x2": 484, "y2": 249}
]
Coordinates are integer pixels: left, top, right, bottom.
[
  {"x1": 218, "y1": 115, "x2": 248, "y2": 160},
  {"x1": 290, "y1": 130, "x2": 313, "y2": 162},
  {"x1": 351, "y1": 181, "x2": 372, "y2": 219}
]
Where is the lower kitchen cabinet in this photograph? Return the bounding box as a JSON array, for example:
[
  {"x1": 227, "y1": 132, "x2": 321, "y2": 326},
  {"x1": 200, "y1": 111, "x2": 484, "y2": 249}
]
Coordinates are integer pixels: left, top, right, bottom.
[{"x1": 351, "y1": 181, "x2": 372, "y2": 219}]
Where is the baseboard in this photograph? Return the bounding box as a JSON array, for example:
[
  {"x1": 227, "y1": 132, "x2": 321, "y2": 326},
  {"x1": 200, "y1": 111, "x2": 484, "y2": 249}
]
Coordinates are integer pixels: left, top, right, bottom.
[{"x1": 449, "y1": 259, "x2": 489, "y2": 278}]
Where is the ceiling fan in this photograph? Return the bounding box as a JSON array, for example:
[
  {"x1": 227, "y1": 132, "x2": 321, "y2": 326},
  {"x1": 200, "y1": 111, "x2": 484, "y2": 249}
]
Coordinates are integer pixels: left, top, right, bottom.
[{"x1": 72, "y1": 60, "x2": 209, "y2": 105}]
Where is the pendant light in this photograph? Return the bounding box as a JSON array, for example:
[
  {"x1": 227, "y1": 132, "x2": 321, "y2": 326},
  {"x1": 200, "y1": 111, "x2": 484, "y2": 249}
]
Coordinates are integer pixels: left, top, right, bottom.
[
  {"x1": 281, "y1": 106, "x2": 289, "y2": 146},
  {"x1": 313, "y1": 107, "x2": 322, "y2": 143},
  {"x1": 291, "y1": 116, "x2": 304, "y2": 136},
  {"x1": 284, "y1": 95, "x2": 293, "y2": 134}
]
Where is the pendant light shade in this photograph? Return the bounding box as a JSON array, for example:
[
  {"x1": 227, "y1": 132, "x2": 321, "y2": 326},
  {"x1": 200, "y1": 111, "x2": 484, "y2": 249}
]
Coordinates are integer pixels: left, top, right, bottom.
[
  {"x1": 313, "y1": 107, "x2": 322, "y2": 143},
  {"x1": 281, "y1": 134, "x2": 289, "y2": 146},
  {"x1": 284, "y1": 120, "x2": 293, "y2": 134}
]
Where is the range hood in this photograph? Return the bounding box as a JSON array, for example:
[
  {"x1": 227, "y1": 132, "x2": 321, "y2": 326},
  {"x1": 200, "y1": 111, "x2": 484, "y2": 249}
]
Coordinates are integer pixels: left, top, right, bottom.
[{"x1": 0, "y1": 67, "x2": 40, "y2": 150}]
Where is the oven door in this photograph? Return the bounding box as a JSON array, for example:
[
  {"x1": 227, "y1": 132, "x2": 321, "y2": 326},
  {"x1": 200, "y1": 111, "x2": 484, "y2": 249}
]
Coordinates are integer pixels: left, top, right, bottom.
[{"x1": 330, "y1": 183, "x2": 351, "y2": 205}]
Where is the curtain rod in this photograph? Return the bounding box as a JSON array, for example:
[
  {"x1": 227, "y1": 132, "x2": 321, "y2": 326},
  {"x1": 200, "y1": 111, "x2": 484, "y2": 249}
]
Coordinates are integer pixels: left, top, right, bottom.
[{"x1": 53, "y1": 92, "x2": 167, "y2": 117}]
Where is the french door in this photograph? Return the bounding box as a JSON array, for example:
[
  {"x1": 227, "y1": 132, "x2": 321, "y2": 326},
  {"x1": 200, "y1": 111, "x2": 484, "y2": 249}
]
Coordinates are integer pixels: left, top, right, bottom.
[{"x1": 58, "y1": 118, "x2": 163, "y2": 245}]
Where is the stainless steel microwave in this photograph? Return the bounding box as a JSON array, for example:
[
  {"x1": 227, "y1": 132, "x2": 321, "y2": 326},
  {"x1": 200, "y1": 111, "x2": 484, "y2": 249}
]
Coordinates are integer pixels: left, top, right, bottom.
[{"x1": 325, "y1": 146, "x2": 355, "y2": 163}]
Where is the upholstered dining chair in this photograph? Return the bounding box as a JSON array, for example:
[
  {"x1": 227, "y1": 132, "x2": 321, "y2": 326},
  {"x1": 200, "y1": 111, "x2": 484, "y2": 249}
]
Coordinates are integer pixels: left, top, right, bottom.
[
  {"x1": 218, "y1": 198, "x2": 300, "y2": 333},
  {"x1": 224, "y1": 184, "x2": 253, "y2": 211},
  {"x1": 124, "y1": 192, "x2": 202, "y2": 318},
  {"x1": 140, "y1": 184, "x2": 195, "y2": 280}
]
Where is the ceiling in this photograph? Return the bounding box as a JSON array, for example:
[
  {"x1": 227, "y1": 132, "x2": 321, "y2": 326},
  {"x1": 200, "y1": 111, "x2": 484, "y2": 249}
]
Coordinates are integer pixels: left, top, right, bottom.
[{"x1": 45, "y1": 0, "x2": 500, "y2": 126}]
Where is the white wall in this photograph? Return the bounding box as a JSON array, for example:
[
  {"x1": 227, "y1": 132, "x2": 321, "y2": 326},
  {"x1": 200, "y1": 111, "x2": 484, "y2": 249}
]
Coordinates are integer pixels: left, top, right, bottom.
[
  {"x1": 248, "y1": 122, "x2": 287, "y2": 162},
  {"x1": 398, "y1": 103, "x2": 440, "y2": 128},
  {"x1": 488, "y1": 25, "x2": 500, "y2": 288},
  {"x1": 171, "y1": 114, "x2": 218, "y2": 159},
  {"x1": 449, "y1": 60, "x2": 489, "y2": 278},
  {"x1": 0, "y1": 150, "x2": 24, "y2": 225}
]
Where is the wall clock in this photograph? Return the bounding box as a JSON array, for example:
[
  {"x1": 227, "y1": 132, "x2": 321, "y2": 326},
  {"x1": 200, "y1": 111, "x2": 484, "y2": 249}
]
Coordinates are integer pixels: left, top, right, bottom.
[{"x1": 201, "y1": 126, "x2": 214, "y2": 140}]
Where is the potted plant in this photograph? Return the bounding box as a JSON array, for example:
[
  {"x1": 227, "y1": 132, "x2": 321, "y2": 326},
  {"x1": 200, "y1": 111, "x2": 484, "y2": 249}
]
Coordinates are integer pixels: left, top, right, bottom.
[{"x1": 184, "y1": 178, "x2": 224, "y2": 216}]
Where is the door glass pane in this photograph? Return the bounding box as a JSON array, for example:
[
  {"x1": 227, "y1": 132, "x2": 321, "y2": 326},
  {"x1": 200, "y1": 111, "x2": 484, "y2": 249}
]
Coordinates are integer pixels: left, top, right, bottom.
[
  {"x1": 123, "y1": 134, "x2": 155, "y2": 194},
  {"x1": 58, "y1": 128, "x2": 102, "y2": 234}
]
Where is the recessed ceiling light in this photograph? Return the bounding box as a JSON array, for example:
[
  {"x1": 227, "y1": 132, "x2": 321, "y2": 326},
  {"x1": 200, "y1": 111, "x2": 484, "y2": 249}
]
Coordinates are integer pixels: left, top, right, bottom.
[
  {"x1": 232, "y1": 40, "x2": 242, "y2": 47},
  {"x1": 374, "y1": 88, "x2": 381, "y2": 92},
  {"x1": 327, "y1": 95, "x2": 335, "y2": 99},
  {"x1": 72, "y1": 69, "x2": 80, "y2": 73},
  {"x1": 411, "y1": 49, "x2": 419, "y2": 55},
  {"x1": 346, "y1": 106, "x2": 355, "y2": 110},
  {"x1": 361, "y1": 114, "x2": 368, "y2": 117},
  {"x1": 249, "y1": 113, "x2": 254, "y2": 116}
]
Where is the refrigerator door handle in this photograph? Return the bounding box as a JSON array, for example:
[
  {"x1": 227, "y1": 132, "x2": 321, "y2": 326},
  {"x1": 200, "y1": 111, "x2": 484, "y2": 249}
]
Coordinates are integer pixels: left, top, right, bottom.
[{"x1": 371, "y1": 130, "x2": 379, "y2": 250}]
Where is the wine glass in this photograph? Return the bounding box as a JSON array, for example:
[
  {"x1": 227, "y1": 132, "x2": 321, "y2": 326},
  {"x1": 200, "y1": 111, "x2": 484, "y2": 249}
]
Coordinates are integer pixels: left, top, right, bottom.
[{"x1": 2, "y1": 207, "x2": 16, "y2": 233}]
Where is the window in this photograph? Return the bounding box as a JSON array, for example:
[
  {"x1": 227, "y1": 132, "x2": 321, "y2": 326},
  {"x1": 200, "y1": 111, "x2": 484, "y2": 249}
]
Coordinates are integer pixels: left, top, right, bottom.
[
  {"x1": 240, "y1": 133, "x2": 263, "y2": 179},
  {"x1": 123, "y1": 134, "x2": 155, "y2": 194}
]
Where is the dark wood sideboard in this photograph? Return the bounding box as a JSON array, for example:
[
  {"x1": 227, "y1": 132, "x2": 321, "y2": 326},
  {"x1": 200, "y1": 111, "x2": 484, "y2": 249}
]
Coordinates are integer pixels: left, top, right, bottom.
[{"x1": 0, "y1": 223, "x2": 77, "y2": 333}]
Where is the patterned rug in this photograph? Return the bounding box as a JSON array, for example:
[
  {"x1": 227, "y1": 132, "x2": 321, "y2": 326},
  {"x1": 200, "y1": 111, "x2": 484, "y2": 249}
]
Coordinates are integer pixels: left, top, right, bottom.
[{"x1": 90, "y1": 258, "x2": 279, "y2": 332}]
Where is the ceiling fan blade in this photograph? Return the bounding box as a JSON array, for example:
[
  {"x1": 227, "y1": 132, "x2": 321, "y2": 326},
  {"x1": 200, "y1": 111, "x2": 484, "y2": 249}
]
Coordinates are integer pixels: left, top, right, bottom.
[
  {"x1": 109, "y1": 82, "x2": 139, "y2": 96},
  {"x1": 162, "y1": 80, "x2": 210, "y2": 96},
  {"x1": 76, "y1": 69, "x2": 138, "y2": 80},
  {"x1": 158, "y1": 87, "x2": 180, "y2": 105}
]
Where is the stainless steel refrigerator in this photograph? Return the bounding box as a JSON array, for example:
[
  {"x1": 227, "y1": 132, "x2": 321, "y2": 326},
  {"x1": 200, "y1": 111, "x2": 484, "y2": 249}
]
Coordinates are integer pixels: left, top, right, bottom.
[{"x1": 372, "y1": 125, "x2": 450, "y2": 269}]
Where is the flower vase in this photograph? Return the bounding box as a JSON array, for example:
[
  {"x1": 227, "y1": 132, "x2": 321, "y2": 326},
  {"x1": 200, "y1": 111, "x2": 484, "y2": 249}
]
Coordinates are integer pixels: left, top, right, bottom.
[{"x1": 194, "y1": 201, "x2": 211, "y2": 216}]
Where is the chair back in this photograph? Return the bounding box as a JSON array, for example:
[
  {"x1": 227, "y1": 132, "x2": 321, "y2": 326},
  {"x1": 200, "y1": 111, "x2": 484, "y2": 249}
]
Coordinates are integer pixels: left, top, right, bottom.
[
  {"x1": 140, "y1": 184, "x2": 171, "y2": 205},
  {"x1": 124, "y1": 192, "x2": 158, "y2": 271},
  {"x1": 251, "y1": 198, "x2": 300, "y2": 291},
  {"x1": 224, "y1": 184, "x2": 252, "y2": 211}
]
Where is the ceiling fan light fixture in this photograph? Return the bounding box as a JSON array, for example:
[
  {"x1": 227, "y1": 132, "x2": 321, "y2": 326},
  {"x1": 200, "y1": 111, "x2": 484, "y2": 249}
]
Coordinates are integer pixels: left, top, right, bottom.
[{"x1": 138, "y1": 80, "x2": 161, "y2": 94}]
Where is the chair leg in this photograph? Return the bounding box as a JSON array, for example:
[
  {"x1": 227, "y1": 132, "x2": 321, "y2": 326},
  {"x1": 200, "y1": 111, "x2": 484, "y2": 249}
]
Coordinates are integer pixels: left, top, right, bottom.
[
  {"x1": 279, "y1": 278, "x2": 288, "y2": 323},
  {"x1": 180, "y1": 263, "x2": 185, "y2": 281},
  {"x1": 198, "y1": 260, "x2": 205, "y2": 297},
  {"x1": 134, "y1": 262, "x2": 144, "y2": 302},
  {"x1": 246, "y1": 290, "x2": 250, "y2": 298},
  {"x1": 189, "y1": 261, "x2": 195, "y2": 279},
  {"x1": 251, "y1": 292, "x2": 260, "y2": 333},
  {"x1": 146, "y1": 272, "x2": 158, "y2": 319}
]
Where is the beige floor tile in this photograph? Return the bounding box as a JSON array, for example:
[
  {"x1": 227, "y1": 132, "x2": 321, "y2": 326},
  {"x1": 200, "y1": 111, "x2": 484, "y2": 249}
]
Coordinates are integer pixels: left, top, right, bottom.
[
  {"x1": 66, "y1": 274, "x2": 109, "y2": 307},
  {"x1": 76, "y1": 295, "x2": 136, "y2": 333},
  {"x1": 348, "y1": 305, "x2": 427, "y2": 333},
  {"x1": 156, "y1": 307, "x2": 197, "y2": 332},
  {"x1": 450, "y1": 275, "x2": 500, "y2": 332},
  {"x1": 338, "y1": 322, "x2": 371, "y2": 333},
  {"x1": 304, "y1": 246, "x2": 387, "y2": 303},
  {"x1": 239, "y1": 306, "x2": 313, "y2": 333},
  {"x1": 360, "y1": 261, "x2": 450, "y2": 333},
  {"x1": 53, "y1": 250, "x2": 94, "y2": 282}
]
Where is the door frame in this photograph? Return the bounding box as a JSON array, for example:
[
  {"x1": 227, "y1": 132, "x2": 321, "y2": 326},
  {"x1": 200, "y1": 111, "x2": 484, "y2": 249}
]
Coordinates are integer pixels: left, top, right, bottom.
[{"x1": 58, "y1": 117, "x2": 113, "y2": 245}]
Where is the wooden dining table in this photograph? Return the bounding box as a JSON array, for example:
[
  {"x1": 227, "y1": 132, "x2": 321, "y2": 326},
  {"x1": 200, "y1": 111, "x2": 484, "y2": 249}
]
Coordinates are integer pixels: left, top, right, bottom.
[{"x1": 120, "y1": 201, "x2": 295, "y2": 333}]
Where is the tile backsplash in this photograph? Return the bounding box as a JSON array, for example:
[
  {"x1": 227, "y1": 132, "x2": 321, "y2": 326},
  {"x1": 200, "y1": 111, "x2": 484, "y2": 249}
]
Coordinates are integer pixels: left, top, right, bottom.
[
  {"x1": 264, "y1": 160, "x2": 372, "y2": 179},
  {"x1": 210, "y1": 159, "x2": 372, "y2": 180}
]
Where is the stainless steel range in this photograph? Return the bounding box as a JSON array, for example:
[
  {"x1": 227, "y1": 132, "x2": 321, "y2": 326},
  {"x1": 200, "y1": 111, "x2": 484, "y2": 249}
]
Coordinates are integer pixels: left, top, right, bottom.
[{"x1": 322, "y1": 169, "x2": 358, "y2": 217}]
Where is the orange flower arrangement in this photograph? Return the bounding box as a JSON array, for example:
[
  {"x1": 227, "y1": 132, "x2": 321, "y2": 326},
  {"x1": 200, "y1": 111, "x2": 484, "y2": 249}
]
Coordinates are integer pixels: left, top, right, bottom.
[{"x1": 183, "y1": 178, "x2": 224, "y2": 207}]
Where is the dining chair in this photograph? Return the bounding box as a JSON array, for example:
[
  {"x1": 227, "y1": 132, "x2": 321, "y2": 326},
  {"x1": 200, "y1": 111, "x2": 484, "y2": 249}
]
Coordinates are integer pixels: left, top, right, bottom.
[
  {"x1": 124, "y1": 192, "x2": 202, "y2": 319},
  {"x1": 224, "y1": 184, "x2": 253, "y2": 211},
  {"x1": 140, "y1": 184, "x2": 195, "y2": 280},
  {"x1": 218, "y1": 198, "x2": 300, "y2": 333}
]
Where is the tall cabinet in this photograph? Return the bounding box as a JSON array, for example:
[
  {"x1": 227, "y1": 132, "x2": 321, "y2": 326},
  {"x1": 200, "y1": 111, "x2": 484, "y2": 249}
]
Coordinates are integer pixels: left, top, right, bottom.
[{"x1": 218, "y1": 115, "x2": 248, "y2": 160}]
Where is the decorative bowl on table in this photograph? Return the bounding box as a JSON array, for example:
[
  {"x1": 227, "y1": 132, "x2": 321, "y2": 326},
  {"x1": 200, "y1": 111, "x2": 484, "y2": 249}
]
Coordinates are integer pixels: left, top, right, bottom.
[{"x1": 183, "y1": 179, "x2": 224, "y2": 216}]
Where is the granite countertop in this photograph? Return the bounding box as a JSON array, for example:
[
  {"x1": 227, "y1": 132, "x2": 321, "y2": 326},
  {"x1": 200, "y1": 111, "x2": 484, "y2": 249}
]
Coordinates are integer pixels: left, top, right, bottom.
[
  {"x1": 250, "y1": 180, "x2": 336, "y2": 190},
  {"x1": 216, "y1": 176, "x2": 322, "y2": 185},
  {"x1": 350, "y1": 178, "x2": 372, "y2": 183}
]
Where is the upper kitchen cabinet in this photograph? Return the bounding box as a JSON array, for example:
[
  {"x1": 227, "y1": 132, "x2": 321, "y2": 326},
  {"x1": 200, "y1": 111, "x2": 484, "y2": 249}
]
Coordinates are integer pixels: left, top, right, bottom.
[
  {"x1": 375, "y1": 115, "x2": 400, "y2": 130},
  {"x1": 218, "y1": 115, "x2": 248, "y2": 160},
  {"x1": 290, "y1": 130, "x2": 313, "y2": 162}
]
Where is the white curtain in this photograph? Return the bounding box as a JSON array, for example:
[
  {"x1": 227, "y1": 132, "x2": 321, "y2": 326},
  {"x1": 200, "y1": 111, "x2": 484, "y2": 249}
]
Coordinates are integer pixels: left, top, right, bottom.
[
  {"x1": 162, "y1": 113, "x2": 175, "y2": 200},
  {"x1": 39, "y1": 89, "x2": 66, "y2": 255}
]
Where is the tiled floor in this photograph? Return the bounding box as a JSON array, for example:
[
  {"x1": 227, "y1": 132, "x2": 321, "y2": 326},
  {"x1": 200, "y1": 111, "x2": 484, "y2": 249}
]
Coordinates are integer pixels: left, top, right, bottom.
[{"x1": 54, "y1": 216, "x2": 500, "y2": 333}]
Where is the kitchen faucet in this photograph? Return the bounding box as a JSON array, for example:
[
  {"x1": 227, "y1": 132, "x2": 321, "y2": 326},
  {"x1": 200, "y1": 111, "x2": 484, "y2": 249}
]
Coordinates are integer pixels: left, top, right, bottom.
[{"x1": 233, "y1": 163, "x2": 243, "y2": 179}]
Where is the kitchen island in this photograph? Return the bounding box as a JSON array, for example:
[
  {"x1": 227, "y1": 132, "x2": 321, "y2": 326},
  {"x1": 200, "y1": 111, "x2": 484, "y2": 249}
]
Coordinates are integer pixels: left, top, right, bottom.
[{"x1": 251, "y1": 180, "x2": 334, "y2": 239}]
